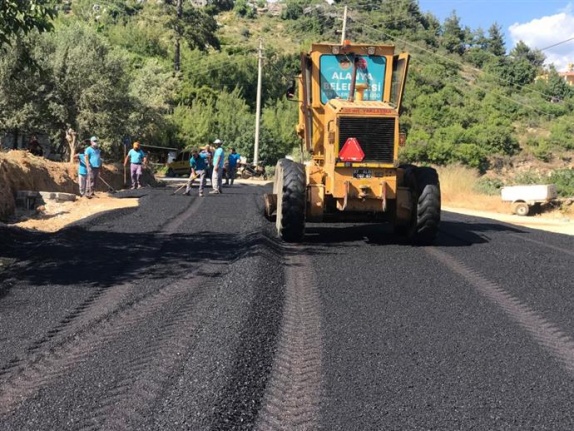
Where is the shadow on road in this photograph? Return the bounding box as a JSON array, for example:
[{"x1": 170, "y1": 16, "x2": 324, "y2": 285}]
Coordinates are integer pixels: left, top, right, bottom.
[{"x1": 303, "y1": 219, "x2": 527, "y2": 247}]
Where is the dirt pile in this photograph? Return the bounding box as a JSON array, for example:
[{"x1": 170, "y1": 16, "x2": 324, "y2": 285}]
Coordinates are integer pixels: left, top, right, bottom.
[{"x1": 0, "y1": 150, "x2": 156, "y2": 221}]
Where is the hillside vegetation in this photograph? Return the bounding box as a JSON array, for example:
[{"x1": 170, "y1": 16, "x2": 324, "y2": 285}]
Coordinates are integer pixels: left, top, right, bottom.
[{"x1": 1, "y1": 0, "x2": 573, "y2": 196}]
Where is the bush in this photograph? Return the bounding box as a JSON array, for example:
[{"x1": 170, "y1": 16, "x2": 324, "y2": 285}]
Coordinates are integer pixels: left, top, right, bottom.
[
  {"x1": 548, "y1": 169, "x2": 574, "y2": 197},
  {"x1": 475, "y1": 177, "x2": 504, "y2": 195},
  {"x1": 512, "y1": 171, "x2": 543, "y2": 185}
]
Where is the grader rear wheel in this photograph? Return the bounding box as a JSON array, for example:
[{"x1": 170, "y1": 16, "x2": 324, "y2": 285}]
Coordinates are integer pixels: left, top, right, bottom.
[
  {"x1": 404, "y1": 166, "x2": 441, "y2": 245},
  {"x1": 275, "y1": 158, "x2": 306, "y2": 242}
]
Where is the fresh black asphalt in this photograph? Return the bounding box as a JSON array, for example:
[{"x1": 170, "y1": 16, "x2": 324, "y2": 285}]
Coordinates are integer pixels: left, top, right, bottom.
[{"x1": 1, "y1": 183, "x2": 574, "y2": 430}]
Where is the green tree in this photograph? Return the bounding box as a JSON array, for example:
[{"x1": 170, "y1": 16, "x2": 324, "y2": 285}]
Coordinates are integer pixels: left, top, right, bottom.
[
  {"x1": 127, "y1": 58, "x2": 179, "y2": 145},
  {"x1": 440, "y1": 11, "x2": 465, "y2": 55},
  {"x1": 261, "y1": 97, "x2": 299, "y2": 163},
  {"x1": 486, "y1": 23, "x2": 506, "y2": 57},
  {"x1": 511, "y1": 40, "x2": 545, "y2": 68},
  {"x1": 0, "y1": 39, "x2": 43, "y2": 143},
  {"x1": 0, "y1": 0, "x2": 56, "y2": 48},
  {"x1": 33, "y1": 22, "x2": 134, "y2": 159},
  {"x1": 464, "y1": 27, "x2": 492, "y2": 67}
]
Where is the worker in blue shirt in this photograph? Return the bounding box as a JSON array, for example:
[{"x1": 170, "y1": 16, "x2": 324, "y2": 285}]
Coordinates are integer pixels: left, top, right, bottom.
[
  {"x1": 123, "y1": 141, "x2": 147, "y2": 189},
  {"x1": 75, "y1": 146, "x2": 88, "y2": 197},
  {"x1": 226, "y1": 147, "x2": 241, "y2": 186},
  {"x1": 85, "y1": 136, "x2": 102, "y2": 197},
  {"x1": 184, "y1": 148, "x2": 208, "y2": 197}
]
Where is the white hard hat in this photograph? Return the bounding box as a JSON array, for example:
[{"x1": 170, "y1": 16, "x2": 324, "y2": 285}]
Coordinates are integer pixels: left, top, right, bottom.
[{"x1": 213, "y1": 138, "x2": 222, "y2": 144}]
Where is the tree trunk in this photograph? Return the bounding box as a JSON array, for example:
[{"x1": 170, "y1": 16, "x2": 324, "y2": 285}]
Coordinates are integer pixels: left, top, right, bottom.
[
  {"x1": 66, "y1": 128, "x2": 77, "y2": 163},
  {"x1": 12, "y1": 128, "x2": 18, "y2": 150}
]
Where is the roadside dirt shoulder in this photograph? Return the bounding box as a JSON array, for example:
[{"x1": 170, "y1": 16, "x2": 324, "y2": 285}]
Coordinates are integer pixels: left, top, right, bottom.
[{"x1": 444, "y1": 206, "x2": 574, "y2": 236}]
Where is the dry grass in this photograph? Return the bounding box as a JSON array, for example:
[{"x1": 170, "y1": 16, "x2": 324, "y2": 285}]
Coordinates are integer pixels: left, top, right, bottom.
[
  {"x1": 436, "y1": 165, "x2": 508, "y2": 212},
  {"x1": 437, "y1": 164, "x2": 574, "y2": 217}
]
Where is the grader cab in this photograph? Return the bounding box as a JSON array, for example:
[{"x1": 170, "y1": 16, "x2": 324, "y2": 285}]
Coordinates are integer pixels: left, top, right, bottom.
[{"x1": 264, "y1": 41, "x2": 441, "y2": 244}]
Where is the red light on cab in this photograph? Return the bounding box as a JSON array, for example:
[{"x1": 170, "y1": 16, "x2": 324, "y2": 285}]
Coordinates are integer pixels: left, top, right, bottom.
[{"x1": 339, "y1": 137, "x2": 365, "y2": 162}]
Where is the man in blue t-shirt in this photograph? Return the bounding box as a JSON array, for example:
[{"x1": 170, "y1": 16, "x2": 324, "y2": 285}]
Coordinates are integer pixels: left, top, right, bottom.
[
  {"x1": 183, "y1": 148, "x2": 208, "y2": 197},
  {"x1": 85, "y1": 136, "x2": 102, "y2": 197},
  {"x1": 123, "y1": 141, "x2": 147, "y2": 189},
  {"x1": 226, "y1": 147, "x2": 241, "y2": 186},
  {"x1": 210, "y1": 139, "x2": 225, "y2": 194}
]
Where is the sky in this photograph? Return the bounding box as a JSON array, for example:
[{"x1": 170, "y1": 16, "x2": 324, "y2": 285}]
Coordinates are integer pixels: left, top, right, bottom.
[{"x1": 418, "y1": 0, "x2": 574, "y2": 71}]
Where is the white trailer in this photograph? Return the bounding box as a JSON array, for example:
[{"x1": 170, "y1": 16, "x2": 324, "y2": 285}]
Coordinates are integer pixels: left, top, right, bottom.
[{"x1": 500, "y1": 184, "x2": 558, "y2": 216}]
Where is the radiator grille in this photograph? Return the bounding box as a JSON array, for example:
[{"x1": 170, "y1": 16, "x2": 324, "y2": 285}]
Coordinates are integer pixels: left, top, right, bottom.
[{"x1": 338, "y1": 117, "x2": 395, "y2": 163}]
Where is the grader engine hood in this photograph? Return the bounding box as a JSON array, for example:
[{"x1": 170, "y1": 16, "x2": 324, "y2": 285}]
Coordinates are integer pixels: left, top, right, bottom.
[{"x1": 325, "y1": 99, "x2": 399, "y2": 166}]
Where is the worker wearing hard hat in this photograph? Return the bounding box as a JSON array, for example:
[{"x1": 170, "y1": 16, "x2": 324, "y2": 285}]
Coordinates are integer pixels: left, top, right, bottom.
[{"x1": 124, "y1": 141, "x2": 148, "y2": 189}]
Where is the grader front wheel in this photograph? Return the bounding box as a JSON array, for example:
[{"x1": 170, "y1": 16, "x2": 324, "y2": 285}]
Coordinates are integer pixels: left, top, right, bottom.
[{"x1": 275, "y1": 158, "x2": 306, "y2": 242}]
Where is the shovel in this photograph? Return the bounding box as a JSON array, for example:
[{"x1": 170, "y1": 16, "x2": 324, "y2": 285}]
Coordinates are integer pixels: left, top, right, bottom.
[
  {"x1": 171, "y1": 174, "x2": 198, "y2": 195},
  {"x1": 99, "y1": 176, "x2": 118, "y2": 194}
]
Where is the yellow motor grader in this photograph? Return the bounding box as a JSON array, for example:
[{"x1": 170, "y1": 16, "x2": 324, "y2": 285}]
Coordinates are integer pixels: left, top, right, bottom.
[{"x1": 264, "y1": 40, "x2": 441, "y2": 244}]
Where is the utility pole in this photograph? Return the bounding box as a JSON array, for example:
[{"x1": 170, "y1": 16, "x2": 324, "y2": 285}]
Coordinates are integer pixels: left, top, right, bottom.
[
  {"x1": 340, "y1": 5, "x2": 348, "y2": 44},
  {"x1": 174, "y1": 0, "x2": 183, "y2": 72},
  {"x1": 254, "y1": 39, "x2": 264, "y2": 166}
]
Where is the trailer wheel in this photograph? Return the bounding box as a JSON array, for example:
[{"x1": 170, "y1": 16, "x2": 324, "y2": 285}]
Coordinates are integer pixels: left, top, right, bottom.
[
  {"x1": 275, "y1": 158, "x2": 306, "y2": 242},
  {"x1": 512, "y1": 202, "x2": 530, "y2": 216},
  {"x1": 404, "y1": 166, "x2": 441, "y2": 245}
]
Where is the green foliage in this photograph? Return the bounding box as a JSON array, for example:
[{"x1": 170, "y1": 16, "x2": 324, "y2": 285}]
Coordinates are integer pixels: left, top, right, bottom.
[
  {"x1": 234, "y1": 0, "x2": 256, "y2": 19},
  {"x1": 0, "y1": 0, "x2": 56, "y2": 48},
  {"x1": 548, "y1": 118, "x2": 574, "y2": 150},
  {"x1": 1, "y1": 0, "x2": 574, "y2": 169},
  {"x1": 486, "y1": 23, "x2": 506, "y2": 57},
  {"x1": 525, "y1": 137, "x2": 552, "y2": 162},
  {"x1": 440, "y1": 12, "x2": 465, "y2": 55},
  {"x1": 475, "y1": 177, "x2": 504, "y2": 195},
  {"x1": 548, "y1": 169, "x2": 574, "y2": 197},
  {"x1": 281, "y1": 0, "x2": 304, "y2": 20},
  {"x1": 512, "y1": 171, "x2": 544, "y2": 185},
  {"x1": 261, "y1": 98, "x2": 299, "y2": 164},
  {"x1": 106, "y1": 21, "x2": 168, "y2": 58}
]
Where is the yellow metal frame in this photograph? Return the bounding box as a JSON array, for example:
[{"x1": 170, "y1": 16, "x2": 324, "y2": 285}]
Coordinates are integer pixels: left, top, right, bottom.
[{"x1": 296, "y1": 41, "x2": 410, "y2": 220}]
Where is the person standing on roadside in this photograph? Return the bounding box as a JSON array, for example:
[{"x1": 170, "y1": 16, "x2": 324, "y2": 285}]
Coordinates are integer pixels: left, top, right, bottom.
[
  {"x1": 226, "y1": 147, "x2": 241, "y2": 186},
  {"x1": 85, "y1": 136, "x2": 102, "y2": 198},
  {"x1": 124, "y1": 141, "x2": 147, "y2": 189},
  {"x1": 210, "y1": 139, "x2": 225, "y2": 194},
  {"x1": 203, "y1": 144, "x2": 213, "y2": 187},
  {"x1": 75, "y1": 145, "x2": 88, "y2": 197},
  {"x1": 183, "y1": 148, "x2": 208, "y2": 197}
]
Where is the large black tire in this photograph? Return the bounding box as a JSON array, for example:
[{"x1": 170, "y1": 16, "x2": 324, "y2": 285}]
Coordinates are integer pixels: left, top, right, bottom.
[
  {"x1": 166, "y1": 168, "x2": 175, "y2": 177},
  {"x1": 404, "y1": 166, "x2": 441, "y2": 245},
  {"x1": 275, "y1": 158, "x2": 306, "y2": 242}
]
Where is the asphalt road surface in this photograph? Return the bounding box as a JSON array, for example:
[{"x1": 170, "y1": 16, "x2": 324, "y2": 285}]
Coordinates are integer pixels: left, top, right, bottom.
[{"x1": 1, "y1": 183, "x2": 574, "y2": 430}]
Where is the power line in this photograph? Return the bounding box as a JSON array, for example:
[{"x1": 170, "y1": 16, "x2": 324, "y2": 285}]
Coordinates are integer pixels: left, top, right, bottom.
[{"x1": 540, "y1": 36, "x2": 574, "y2": 52}]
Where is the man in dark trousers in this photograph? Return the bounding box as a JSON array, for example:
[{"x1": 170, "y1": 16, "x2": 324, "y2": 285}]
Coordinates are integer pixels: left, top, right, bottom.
[
  {"x1": 85, "y1": 136, "x2": 102, "y2": 198},
  {"x1": 124, "y1": 141, "x2": 147, "y2": 189}
]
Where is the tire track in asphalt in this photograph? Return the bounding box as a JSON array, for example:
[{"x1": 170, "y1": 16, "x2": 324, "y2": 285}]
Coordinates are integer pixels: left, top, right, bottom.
[
  {"x1": 0, "y1": 272, "x2": 209, "y2": 417},
  {"x1": 74, "y1": 274, "x2": 208, "y2": 431},
  {"x1": 427, "y1": 247, "x2": 574, "y2": 375},
  {"x1": 0, "y1": 196, "x2": 206, "y2": 417},
  {"x1": 509, "y1": 233, "x2": 574, "y2": 257},
  {"x1": 255, "y1": 246, "x2": 324, "y2": 431}
]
